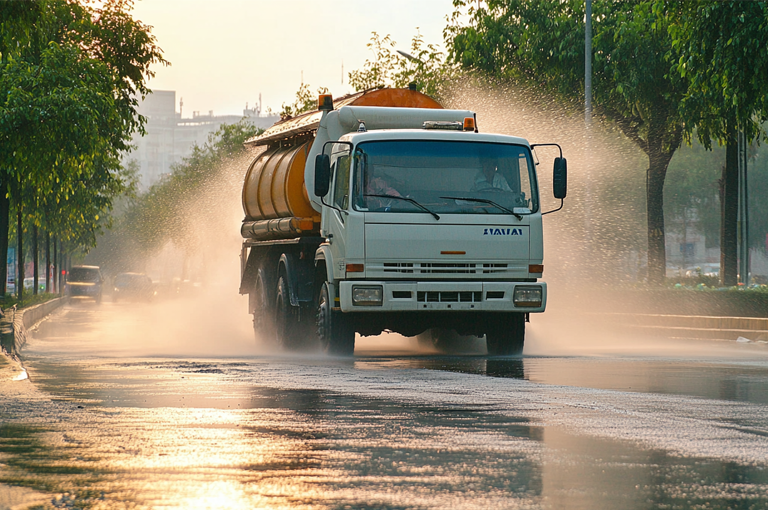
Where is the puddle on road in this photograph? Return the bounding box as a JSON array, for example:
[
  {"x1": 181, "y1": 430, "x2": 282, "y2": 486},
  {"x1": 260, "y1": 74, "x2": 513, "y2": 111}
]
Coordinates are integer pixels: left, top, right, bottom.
[{"x1": 2, "y1": 360, "x2": 766, "y2": 509}]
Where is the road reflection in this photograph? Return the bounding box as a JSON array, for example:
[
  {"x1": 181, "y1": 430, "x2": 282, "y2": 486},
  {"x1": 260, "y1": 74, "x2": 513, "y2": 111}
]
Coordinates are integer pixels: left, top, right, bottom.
[
  {"x1": 5, "y1": 303, "x2": 767, "y2": 509},
  {"x1": 353, "y1": 355, "x2": 768, "y2": 405},
  {"x1": 4, "y1": 356, "x2": 766, "y2": 509}
]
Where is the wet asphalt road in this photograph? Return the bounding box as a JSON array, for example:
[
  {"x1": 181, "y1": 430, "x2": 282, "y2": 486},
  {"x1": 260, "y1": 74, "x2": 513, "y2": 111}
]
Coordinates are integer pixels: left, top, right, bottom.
[{"x1": 2, "y1": 298, "x2": 768, "y2": 509}]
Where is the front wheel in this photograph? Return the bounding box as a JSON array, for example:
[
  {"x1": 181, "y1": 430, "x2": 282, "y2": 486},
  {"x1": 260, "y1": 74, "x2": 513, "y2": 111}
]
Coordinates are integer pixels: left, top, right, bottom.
[
  {"x1": 486, "y1": 313, "x2": 525, "y2": 356},
  {"x1": 317, "y1": 282, "x2": 355, "y2": 356},
  {"x1": 274, "y1": 276, "x2": 304, "y2": 351}
]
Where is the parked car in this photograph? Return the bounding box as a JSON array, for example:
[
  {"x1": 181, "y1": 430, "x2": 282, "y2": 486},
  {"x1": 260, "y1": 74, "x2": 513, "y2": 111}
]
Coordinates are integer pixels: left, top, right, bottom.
[
  {"x1": 113, "y1": 273, "x2": 154, "y2": 302},
  {"x1": 66, "y1": 265, "x2": 103, "y2": 303}
]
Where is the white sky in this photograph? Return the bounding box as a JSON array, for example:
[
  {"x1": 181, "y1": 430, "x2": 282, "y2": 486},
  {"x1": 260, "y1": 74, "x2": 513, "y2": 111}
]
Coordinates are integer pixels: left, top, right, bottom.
[{"x1": 130, "y1": 0, "x2": 456, "y2": 117}]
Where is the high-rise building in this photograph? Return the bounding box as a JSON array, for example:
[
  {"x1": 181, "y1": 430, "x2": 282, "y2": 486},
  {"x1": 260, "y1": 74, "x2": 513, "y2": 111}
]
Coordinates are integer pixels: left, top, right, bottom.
[{"x1": 126, "y1": 90, "x2": 278, "y2": 189}]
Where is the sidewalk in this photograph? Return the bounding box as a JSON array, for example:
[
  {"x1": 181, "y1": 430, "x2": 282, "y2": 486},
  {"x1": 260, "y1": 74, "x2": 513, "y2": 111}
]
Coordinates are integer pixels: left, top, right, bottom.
[{"x1": 0, "y1": 298, "x2": 66, "y2": 356}]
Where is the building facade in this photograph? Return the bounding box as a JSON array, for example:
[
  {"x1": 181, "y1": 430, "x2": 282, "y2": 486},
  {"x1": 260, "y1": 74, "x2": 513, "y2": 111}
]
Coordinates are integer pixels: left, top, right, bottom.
[{"x1": 126, "y1": 90, "x2": 278, "y2": 189}]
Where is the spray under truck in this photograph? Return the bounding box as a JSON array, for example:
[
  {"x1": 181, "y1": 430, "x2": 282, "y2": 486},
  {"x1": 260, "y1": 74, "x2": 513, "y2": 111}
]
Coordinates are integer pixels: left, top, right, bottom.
[{"x1": 239, "y1": 87, "x2": 567, "y2": 355}]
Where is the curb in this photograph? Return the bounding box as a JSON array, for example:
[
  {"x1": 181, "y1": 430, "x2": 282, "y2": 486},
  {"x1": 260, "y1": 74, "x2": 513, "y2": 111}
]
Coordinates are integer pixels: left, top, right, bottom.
[
  {"x1": 0, "y1": 297, "x2": 67, "y2": 356},
  {"x1": 592, "y1": 312, "x2": 768, "y2": 342}
]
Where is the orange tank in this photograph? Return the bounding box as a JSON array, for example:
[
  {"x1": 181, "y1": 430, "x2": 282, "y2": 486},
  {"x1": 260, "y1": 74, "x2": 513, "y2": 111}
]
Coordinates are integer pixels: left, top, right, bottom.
[
  {"x1": 241, "y1": 88, "x2": 443, "y2": 236},
  {"x1": 242, "y1": 141, "x2": 316, "y2": 222}
]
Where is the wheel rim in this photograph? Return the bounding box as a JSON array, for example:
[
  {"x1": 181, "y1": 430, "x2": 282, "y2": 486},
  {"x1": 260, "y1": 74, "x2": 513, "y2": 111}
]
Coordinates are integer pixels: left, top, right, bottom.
[
  {"x1": 316, "y1": 285, "x2": 331, "y2": 352},
  {"x1": 254, "y1": 276, "x2": 267, "y2": 331},
  {"x1": 275, "y1": 281, "x2": 288, "y2": 347}
]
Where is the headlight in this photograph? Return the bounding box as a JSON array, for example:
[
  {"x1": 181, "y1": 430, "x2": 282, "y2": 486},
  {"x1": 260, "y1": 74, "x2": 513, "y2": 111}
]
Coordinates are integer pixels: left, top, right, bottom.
[
  {"x1": 352, "y1": 285, "x2": 383, "y2": 306},
  {"x1": 513, "y1": 286, "x2": 542, "y2": 307}
]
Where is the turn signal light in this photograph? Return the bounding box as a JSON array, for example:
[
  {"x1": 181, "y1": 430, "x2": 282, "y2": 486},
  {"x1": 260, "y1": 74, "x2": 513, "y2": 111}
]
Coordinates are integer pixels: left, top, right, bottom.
[
  {"x1": 346, "y1": 263, "x2": 364, "y2": 273},
  {"x1": 529, "y1": 264, "x2": 544, "y2": 274},
  {"x1": 463, "y1": 117, "x2": 475, "y2": 131}
]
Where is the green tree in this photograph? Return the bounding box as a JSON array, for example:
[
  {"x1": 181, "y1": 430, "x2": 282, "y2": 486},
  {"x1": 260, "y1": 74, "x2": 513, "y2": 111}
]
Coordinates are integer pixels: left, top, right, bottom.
[
  {"x1": 348, "y1": 31, "x2": 455, "y2": 99},
  {"x1": 666, "y1": 1, "x2": 768, "y2": 285},
  {"x1": 0, "y1": 0, "x2": 166, "y2": 298},
  {"x1": 279, "y1": 83, "x2": 329, "y2": 119},
  {"x1": 447, "y1": 0, "x2": 687, "y2": 285}
]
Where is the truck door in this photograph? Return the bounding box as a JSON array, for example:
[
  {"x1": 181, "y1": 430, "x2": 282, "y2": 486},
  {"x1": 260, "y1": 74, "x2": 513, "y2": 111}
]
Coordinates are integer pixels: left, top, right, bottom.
[{"x1": 326, "y1": 152, "x2": 351, "y2": 278}]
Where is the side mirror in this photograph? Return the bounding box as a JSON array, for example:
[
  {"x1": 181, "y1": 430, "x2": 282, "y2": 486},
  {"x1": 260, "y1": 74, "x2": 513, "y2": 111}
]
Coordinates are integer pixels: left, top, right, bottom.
[
  {"x1": 553, "y1": 157, "x2": 567, "y2": 199},
  {"x1": 315, "y1": 154, "x2": 331, "y2": 197}
]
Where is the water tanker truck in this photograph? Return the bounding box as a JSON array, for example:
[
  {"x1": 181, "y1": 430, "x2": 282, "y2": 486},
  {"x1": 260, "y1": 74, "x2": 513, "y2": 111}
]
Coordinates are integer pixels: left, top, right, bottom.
[{"x1": 239, "y1": 87, "x2": 567, "y2": 355}]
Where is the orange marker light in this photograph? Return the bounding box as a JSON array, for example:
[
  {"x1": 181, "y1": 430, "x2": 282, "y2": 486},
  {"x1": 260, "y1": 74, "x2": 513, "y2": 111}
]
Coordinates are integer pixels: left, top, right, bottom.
[
  {"x1": 463, "y1": 117, "x2": 475, "y2": 131},
  {"x1": 297, "y1": 218, "x2": 315, "y2": 231},
  {"x1": 318, "y1": 94, "x2": 334, "y2": 111}
]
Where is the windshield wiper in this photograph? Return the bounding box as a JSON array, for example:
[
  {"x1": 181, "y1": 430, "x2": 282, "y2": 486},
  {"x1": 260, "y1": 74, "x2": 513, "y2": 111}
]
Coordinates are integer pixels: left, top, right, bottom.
[
  {"x1": 440, "y1": 196, "x2": 523, "y2": 220},
  {"x1": 364, "y1": 194, "x2": 440, "y2": 220}
]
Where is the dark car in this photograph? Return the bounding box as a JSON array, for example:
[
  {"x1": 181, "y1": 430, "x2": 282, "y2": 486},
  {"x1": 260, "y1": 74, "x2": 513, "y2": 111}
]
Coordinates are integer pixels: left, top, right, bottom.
[
  {"x1": 66, "y1": 265, "x2": 103, "y2": 303},
  {"x1": 113, "y1": 273, "x2": 154, "y2": 302}
]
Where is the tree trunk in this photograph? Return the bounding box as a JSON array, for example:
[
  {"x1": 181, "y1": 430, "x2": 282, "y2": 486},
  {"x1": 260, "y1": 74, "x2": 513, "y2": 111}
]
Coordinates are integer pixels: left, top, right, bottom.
[
  {"x1": 646, "y1": 148, "x2": 674, "y2": 286},
  {"x1": 721, "y1": 125, "x2": 739, "y2": 286},
  {"x1": 0, "y1": 184, "x2": 8, "y2": 297},
  {"x1": 53, "y1": 236, "x2": 58, "y2": 294},
  {"x1": 17, "y1": 208, "x2": 23, "y2": 303},
  {"x1": 32, "y1": 224, "x2": 38, "y2": 295},
  {"x1": 45, "y1": 231, "x2": 50, "y2": 293}
]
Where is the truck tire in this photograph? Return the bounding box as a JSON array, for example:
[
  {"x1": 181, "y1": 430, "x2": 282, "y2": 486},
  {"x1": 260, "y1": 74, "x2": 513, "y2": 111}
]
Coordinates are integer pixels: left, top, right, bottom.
[
  {"x1": 274, "y1": 276, "x2": 304, "y2": 350},
  {"x1": 317, "y1": 282, "x2": 355, "y2": 356},
  {"x1": 486, "y1": 313, "x2": 525, "y2": 356},
  {"x1": 252, "y1": 271, "x2": 274, "y2": 343}
]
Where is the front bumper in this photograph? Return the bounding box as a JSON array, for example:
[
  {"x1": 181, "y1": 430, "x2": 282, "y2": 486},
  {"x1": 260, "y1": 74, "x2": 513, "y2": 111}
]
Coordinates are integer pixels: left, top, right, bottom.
[
  {"x1": 67, "y1": 283, "x2": 101, "y2": 298},
  {"x1": 338, "y1": 281, "x2": 546, "y2": 313}
]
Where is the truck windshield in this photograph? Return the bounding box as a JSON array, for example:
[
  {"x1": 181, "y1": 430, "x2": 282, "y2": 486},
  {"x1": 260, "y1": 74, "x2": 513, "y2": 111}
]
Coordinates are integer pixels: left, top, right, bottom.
[{"x1": 352, "y1": 140, "x2": 538, "y2": 214}]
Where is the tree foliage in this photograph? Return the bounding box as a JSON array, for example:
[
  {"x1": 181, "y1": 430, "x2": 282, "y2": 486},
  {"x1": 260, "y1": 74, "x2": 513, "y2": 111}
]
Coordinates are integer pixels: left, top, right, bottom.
[
  {"x1": 348, "y1": 31, "x2": 455, "y2": 99},
  {"x1": 666, "y1": 1, "x2": 768, "y2": 147},
  {"x1": 278, "y1": 83, "x2": 329, "y2": 120},
  {"x1": 0, "y1": 0, "x2": 166, "y2": 293}
]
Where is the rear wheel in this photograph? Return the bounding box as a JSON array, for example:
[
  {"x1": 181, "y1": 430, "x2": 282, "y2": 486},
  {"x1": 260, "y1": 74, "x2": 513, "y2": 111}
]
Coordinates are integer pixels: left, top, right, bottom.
[
  {"x1": 317, "y1": 282, "x2": 355, "y2": 356},
  {"x1": 274, "y1": 276, "x2": 303, "y2": 350},
  {"x1": 252, "y1": 270, "x2": 274, "y2": 343},
  {"x1": 486, "y1": 313, "x2": 525, "y2": 356}
]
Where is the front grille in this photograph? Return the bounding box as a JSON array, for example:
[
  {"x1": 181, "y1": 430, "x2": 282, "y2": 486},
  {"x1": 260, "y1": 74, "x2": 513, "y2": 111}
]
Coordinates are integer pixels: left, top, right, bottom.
[
  {"x1": 382, "y1": 262, "x2": 508, "y2": 275},
  {"x1": 420, "y1": 263, "x2": 476, "y2": 274},
  {"x1": 383, "y1": 262, "x2": 414, "y2": 273},
  {"x1": 417, "y1": 291, "x2": 482, "y2": 303}
]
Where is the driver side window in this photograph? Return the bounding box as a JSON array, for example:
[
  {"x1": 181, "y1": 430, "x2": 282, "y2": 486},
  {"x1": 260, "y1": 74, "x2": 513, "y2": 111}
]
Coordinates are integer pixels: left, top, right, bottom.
[{"x1": 332, "y1": 154, "x2": 351, "y2": 209}]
